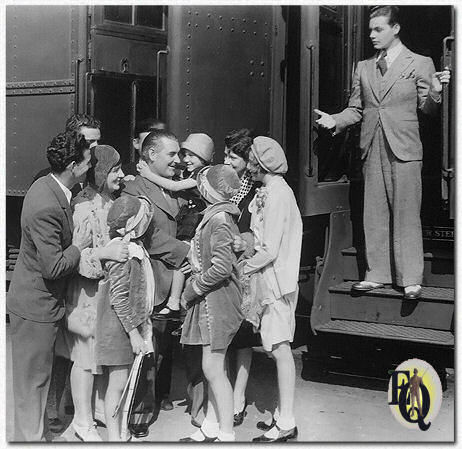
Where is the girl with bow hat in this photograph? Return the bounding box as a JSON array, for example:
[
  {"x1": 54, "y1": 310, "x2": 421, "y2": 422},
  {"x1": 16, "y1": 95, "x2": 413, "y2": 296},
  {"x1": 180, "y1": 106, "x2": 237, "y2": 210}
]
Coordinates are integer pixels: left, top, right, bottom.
[{"x1": 96, "y1": 195, "x2": 155, "y2": 441}]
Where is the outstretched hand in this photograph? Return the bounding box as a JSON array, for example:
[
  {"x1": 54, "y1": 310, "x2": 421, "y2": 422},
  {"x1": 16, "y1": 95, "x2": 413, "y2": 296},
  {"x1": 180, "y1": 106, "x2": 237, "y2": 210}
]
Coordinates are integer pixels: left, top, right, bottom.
[{"x1": 314, "y1": 108, "x2": 336, "y2": 130}]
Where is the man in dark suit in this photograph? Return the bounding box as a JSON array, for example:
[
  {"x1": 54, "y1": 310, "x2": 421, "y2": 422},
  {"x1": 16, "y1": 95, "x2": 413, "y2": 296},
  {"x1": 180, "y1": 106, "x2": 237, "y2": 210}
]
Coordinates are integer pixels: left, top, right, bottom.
[
  {"x1": 123, "y1": 130, "x2": 190, "y2": 414},
  {"x1": 7, "y1": 132, "x2": 92, "y2": 441},
  {"x1": 315, "y1": 6, "x2": 451, "y2": 299}
]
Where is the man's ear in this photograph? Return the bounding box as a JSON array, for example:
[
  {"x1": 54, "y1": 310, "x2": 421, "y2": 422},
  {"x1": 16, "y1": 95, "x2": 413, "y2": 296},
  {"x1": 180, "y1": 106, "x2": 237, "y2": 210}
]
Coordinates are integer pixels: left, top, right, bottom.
[
  {"x1": 133, "y1": 138, "x2": 140, "y2": 150},
  {"x1": 148, "y1": 148, "x2": 157, "y2": 163},
  {"x1": 66, "y1": 160, "x2": 76, "y2": 172},
  {"x1": 393, "y1": 23, "x2": 400, "y2": 35}
]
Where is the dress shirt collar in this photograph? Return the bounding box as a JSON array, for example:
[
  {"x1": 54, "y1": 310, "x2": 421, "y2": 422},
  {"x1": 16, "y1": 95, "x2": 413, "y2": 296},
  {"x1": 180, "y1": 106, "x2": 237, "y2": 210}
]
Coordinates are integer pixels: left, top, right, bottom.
[
  {"x1": 51, "y1": 174, "x2": 72, "y2": 204},
  {"x1": 376, "y1": 41, "x2": 403, "y2": 67}
]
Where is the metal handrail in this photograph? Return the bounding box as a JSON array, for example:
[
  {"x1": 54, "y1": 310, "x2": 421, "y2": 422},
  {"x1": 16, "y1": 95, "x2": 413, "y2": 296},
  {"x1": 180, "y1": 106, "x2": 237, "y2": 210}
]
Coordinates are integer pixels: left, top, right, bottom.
[
  {"x1": 156, "y1": 47, "x2": 169, "y2": 119},
  {"x1": 306, "y1": 41, "x2": 315, "y2": 177},
  {"x1": 74, "y1": 58, "x2": 83, "y2": 113}
]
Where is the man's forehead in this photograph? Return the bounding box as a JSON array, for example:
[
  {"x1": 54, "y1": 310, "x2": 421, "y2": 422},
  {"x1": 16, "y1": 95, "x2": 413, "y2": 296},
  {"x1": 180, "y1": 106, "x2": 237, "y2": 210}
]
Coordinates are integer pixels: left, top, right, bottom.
[
  {"x1": 160, "y1": 137, "x2": 179, "y2": 152},
  {"x1": 79, "y1": 126, "x2": 101, "y2": 141},
  {"x1": 369, "y1": 16, "x2": 390, "y2": 28}
]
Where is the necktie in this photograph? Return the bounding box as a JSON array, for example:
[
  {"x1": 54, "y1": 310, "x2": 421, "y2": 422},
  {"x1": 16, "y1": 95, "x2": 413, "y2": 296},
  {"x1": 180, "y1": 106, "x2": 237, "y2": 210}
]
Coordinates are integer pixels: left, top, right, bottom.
[{"x1": 377, "y1": 51, "x2": 387, "y2": 76}]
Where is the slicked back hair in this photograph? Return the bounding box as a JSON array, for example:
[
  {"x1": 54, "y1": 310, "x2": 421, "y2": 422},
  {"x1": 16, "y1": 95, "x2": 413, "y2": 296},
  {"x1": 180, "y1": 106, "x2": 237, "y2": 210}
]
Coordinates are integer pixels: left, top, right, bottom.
[
  {"x1": 370, "y1": 5, "x2": 400, "y2": 27},
  {"x1": 46, "y1": 132, "x2": 89, "y2": 174},
  {"x1": 141, "y1": 129, "x2": 179, "y2": 161},
  {"x1": 65, "y1": 113, "x2": 101, "y2": 133}
]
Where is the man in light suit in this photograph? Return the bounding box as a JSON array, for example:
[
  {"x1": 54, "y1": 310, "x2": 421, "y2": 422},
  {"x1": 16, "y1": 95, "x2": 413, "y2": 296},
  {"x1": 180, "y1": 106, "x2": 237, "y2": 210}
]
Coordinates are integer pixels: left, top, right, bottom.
[
  {"x1": 7, "y1": 132, "x2": 91, "y2": 441},
  {"x1": 122, "y1": 130, "x2": 190, "y2": 418},
  {"x1": 315, "y1": 6, "x2": 451, "y2": 299}
]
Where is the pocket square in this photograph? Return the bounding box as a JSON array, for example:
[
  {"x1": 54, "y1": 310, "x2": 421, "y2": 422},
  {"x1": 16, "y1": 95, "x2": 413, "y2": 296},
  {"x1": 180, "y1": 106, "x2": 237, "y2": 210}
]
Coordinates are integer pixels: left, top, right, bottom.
[{"x1": 400, "y1": 68, "x2": 416, "y2": 79}]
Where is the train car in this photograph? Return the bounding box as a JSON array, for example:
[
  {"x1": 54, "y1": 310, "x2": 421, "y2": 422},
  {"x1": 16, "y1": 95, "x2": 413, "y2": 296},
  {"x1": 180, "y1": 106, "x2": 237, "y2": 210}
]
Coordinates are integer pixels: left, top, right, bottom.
[{"x1": 5, "y1": 5, "x2": 455, "y2": 381}]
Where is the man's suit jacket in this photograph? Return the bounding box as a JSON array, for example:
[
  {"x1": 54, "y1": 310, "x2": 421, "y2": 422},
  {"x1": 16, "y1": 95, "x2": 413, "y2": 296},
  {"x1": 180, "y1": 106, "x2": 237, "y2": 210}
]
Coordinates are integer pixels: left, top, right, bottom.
[
  {"x1": 122, "y1": 176, "x2": 190, "y2": 306},
  {"x1": 7, "y1": 174, "x2": 81, "y2": 322},
  {"x1": 332, "y1": 46, "x2": 440, "y2": 161}
]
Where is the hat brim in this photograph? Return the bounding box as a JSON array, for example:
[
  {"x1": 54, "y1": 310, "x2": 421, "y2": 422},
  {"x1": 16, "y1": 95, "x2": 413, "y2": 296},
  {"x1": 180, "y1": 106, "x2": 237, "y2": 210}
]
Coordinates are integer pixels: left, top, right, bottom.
[{"x1": 196, "y1": 167, "x2": 229, "y2": 204}]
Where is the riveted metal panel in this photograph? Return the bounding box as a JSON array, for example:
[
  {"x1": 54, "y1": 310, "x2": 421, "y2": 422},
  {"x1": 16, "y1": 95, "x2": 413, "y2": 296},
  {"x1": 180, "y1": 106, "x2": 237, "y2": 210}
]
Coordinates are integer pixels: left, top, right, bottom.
[
  {"x1": 6, "y1": 5, "x2": 87, "y2": 195},
  {"x1": 6, "y1": 94, "x2": 75, "y2": 196},
  {"x1": 167, "y1": 6, "x2": 275, "y2": 161},
  {"x1": 6, "y1": 6, "x2": 75, "y2": 82}
]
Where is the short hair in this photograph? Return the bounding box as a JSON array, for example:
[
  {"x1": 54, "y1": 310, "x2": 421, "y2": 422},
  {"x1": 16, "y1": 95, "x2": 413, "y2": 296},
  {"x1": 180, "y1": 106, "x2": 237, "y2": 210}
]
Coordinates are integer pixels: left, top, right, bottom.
[
  {"x1": 370, "y1": 6, "x2": 400, "y2": 26},
  {"x1": 65, "y1": 113, "x2": 101, "y2": 133},
  {"x1": 141, "y1": 129, "x2": 179, "y2": 161},
  {"x1": 135, "y1": 117, "x2": 166, "y2": 135},
  {"x1": 224, "y1": 128, "x2": 254, "y2": 162},
  {"x1": 46, "y1": 132, "x2": 89, "y2": 173}
]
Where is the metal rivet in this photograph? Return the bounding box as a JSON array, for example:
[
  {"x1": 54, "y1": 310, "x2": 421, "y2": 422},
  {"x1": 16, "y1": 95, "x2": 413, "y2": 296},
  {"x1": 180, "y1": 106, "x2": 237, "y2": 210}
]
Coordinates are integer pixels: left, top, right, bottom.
[
  {"x1": 188, "y1": 10, "x2": 192, "y2": 14},
  {"x1": 250, "y1": 72, "x2": 254, "y2": 76},
  {"x1": 207, "y1": 25, "x2": 210, "y2": 29},
  {"x1": 250, "y1": 60, "x2": 254, "y2": 65},
  {"x1": 243, "y1": 18, "x2": 247, "y2": 22},
  {"x1": 186, "y1": 81, "x2": 190, "y2": 85},
  {"x1": 242, "y1": 30, "x2": 246, "y2": 33},
  {"x1": 187, "y1": 57, "x2": 191, "y2": 61},
  {"x1": 253, "y1": 32, "x2": 257, "y2": 35},
  {"x1": 231, "y1": 28, "x2": 234, "y2": 32},
  {"x1": 187, "y1": 46, "x2": 191, "y2": 50},
  {"x1": 260, "y1": 72, "x2": 265, "y2": 77},
  {"x1": 188, "y1": 34, "x2": 192, "y2": 38},
  {"x1": 207, "y1": 13, "x2": 211, "y2": 17},
  {"x1": 186, "y1": 69, "x2": 190, "y2": 73},
  {"x1": 186, "y1": 105, "x2": 190, "y2": 109},
  {"x1": 195, "y1": 24, "x2": 198, "y2": 27},
  {"x1": 253, "y1": 20, "x2": 257, "y2": 24},
  {"x1": 188, "y1": 22, "x2": 191, "y2": 26},
  {"x1": 231, "y1": 17, "x2": 235, "y2": 21},
  {"x1": 186, "y1": 93, "x2": 190, "y2": 96},
  {"x1": 260, "y1": 61, "x2": 265, "y2": 66},
  {"x1": 219, "y1": 16, "x2": 223, "y2": 19},
  {"x1": 195, "y1": 11, "x2": 199, "y2": 15},
  {"x1": 219, "y1": 26, "x2": 223, "y2": 30}
]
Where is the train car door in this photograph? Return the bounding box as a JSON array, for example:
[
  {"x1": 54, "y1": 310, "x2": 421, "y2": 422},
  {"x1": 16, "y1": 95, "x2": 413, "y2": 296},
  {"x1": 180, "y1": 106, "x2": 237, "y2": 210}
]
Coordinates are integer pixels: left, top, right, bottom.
[
  {"x1": 297, "y1": 6, "x2": 363, "y2": 217},
  {"x1": 85, "y1": 6, "x2": 168, "y2": 163}
]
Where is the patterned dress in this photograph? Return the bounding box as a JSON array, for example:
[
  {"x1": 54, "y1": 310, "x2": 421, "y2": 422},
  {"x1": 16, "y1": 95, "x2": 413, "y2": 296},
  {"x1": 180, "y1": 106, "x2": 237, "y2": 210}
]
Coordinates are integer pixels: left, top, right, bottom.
[{"x1": 64, "y1": 189, "x2": 113, "y2": 374}]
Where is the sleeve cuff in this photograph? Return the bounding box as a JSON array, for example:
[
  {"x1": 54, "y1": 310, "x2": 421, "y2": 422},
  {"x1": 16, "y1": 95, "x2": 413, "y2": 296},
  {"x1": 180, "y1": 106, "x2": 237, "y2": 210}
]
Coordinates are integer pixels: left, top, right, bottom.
[{"x1": 429, "y1": 89, "x2": 442, "y2": 103}]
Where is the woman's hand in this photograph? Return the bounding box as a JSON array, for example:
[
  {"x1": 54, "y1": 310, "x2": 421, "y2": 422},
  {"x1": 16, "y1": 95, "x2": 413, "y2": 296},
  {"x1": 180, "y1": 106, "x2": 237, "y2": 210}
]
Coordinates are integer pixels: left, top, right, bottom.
[
  {"x1": 73, "y1": 218, "x2": 93, "y2": 252},
  {"x1": 137, "y1": 160, "x2": 151, "y2": 178},
  {"x1": 129, "y1": 329, "x2": 147, "y2": 354},
  {"x1": 99, "y1": 240, "x2": 129, "y2": 262}
]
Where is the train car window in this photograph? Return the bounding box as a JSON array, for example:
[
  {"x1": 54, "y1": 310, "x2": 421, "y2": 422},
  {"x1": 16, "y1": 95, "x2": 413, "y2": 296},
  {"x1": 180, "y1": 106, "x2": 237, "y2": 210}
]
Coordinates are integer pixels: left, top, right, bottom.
[
  {"x1": 104, "y1": 6, "x2": 132, "y2": 24},
  {"x1": 135, "y1": 6, "x2": 165, "y2": 30}
]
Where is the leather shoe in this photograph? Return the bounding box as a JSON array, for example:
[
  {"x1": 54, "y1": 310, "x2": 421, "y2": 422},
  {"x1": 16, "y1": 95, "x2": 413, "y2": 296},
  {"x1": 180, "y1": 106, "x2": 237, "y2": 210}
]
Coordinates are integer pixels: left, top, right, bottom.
[
  {"x1": 256, "y1": 418, "x2": 276, "y2": 431},
  {"x1": 351, "y1": 281, "x2": 384, "y2": 292},
  {"x1": 404, "y1": 285, "x2": 422, "y2": 300},
  {"x1": 153, "y1": 307, "x2": 181, "y2": 321},
  {"x1": 253, "y1": 424, "x2": 298, "y2": 442},
  {"x1": 179, "y1": 429, "x2": 217, "y2": 442},
  {"x1": 160, "y1": 399, "x2": 174, "y2": 411},
  {"x1": 233, "y1": 399, "x2": 248, "y2": 426},
  {"x1": 129, "y1": 423, "x2": 149, "y2": 438},
  {"x1": 72, "y1": 422, "x2": 103, "y2": 442}
]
